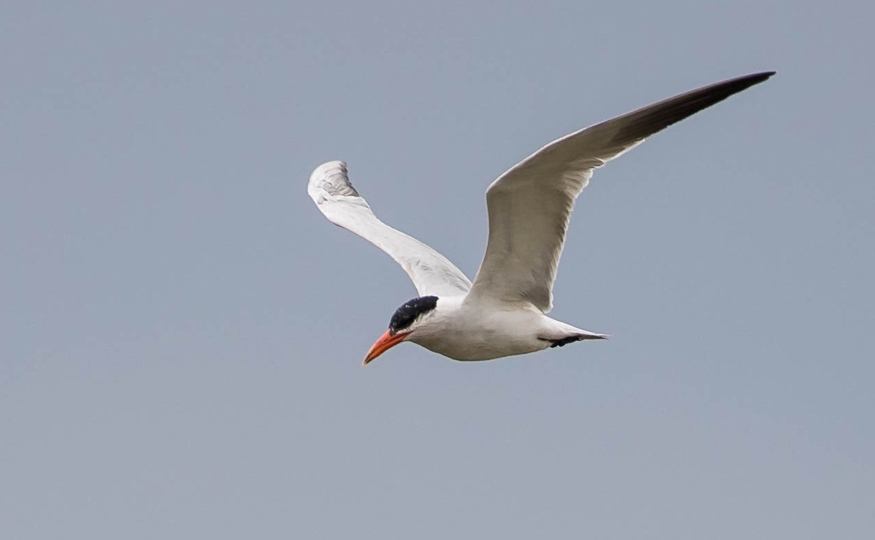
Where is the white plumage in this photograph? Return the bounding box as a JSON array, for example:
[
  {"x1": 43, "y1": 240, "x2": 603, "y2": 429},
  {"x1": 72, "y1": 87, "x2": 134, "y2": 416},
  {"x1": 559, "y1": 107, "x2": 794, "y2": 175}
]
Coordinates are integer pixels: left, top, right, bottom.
[
  {"x1": 308, "y1": 72, "x2": 774, "y2": 364},
  {"x1": 308, "y1": 161, "x2": 472, "y2": 298}
]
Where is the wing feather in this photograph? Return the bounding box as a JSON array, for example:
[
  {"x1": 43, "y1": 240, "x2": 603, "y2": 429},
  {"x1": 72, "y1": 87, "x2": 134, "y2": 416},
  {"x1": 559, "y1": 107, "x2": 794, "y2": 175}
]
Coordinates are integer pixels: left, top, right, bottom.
[
  {"x1": 467, "y1": 71, "x2": 775, "y2": 312},
  {"x1": 308, "y1": 161, "x2": 472, "y2": 297}
]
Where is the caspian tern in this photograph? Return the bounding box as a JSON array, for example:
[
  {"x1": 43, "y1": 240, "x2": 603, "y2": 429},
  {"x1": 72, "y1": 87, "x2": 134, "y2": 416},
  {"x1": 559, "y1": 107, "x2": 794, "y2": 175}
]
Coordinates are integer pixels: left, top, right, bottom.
[{"x1": 308, "y1": 71, "x2": 774, "y2": 365}]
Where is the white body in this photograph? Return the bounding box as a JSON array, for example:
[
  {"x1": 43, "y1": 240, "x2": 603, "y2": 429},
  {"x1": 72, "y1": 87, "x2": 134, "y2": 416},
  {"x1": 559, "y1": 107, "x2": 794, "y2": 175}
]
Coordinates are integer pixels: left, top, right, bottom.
[
  {"x1": 307, "y1": 72, "x2": 774, "y2": 362},
  {"x1": 407, "y1": 296, "x2": 595, "y2": 361}
]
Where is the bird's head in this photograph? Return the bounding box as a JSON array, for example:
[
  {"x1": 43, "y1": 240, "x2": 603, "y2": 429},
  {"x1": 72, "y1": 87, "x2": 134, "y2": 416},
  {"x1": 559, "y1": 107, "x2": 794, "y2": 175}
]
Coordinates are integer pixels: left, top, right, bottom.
[{"x1": 363, "y1": 295, "x2": 439, "y2": 366}]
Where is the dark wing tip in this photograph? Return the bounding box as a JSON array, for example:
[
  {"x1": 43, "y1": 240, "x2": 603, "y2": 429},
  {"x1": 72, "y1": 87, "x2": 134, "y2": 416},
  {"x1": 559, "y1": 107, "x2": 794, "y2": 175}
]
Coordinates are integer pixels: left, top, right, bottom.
[
  {"x1": 747, "y1": 70, "x2": 777, "y2": 81},
  {"x1": 609, "y1": 71, "x2": 776, "y2": 145},
  {"x1": 734, "y1": 71, "x2": 776, "y2": 89}
]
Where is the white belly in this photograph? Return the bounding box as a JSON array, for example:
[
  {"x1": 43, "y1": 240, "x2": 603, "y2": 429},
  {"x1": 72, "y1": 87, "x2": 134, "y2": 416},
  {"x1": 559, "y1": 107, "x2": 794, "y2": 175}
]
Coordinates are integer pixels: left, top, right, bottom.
[{"x1": 408, "y1": 300, "x2": 554, "y2": 361}]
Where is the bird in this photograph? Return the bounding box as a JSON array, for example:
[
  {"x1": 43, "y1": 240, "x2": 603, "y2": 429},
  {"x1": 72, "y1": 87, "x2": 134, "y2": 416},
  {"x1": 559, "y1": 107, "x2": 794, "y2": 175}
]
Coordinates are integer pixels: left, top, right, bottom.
[{"x1": 308, "y1": 71, "x2": 774, "y2": 365}]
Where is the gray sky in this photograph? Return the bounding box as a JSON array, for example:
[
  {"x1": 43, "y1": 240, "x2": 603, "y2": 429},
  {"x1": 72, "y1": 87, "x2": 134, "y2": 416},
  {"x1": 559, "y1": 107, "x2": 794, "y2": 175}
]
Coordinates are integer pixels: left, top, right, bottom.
[{"x1": 2, "y1": 1, "x2": 873, "y2": 538}]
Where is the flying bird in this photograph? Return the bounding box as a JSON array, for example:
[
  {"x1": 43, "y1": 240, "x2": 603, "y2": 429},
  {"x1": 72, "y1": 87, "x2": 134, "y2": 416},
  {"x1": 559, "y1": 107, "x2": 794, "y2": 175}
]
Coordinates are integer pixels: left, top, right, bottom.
[{"x1": 308, "y1": 71, "x2": 774, "y2": 365}]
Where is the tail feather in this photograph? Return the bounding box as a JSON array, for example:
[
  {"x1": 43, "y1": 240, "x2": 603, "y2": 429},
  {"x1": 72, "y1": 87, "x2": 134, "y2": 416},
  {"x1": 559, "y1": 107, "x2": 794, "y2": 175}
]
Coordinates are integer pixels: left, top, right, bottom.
[{"x1": 548, "y1": 331, "x2": 608, "y2": 348}]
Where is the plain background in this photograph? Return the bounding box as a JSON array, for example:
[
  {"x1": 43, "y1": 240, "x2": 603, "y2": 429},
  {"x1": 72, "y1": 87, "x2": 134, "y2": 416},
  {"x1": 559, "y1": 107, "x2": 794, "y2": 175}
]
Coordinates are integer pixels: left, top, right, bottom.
[{"x1": 2, "y1": 1, "x2": 873, "y2": 538}]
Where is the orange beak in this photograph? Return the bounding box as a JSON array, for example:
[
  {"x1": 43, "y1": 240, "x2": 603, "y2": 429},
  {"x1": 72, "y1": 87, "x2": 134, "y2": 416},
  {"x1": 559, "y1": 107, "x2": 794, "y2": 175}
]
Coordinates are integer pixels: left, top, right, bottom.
[{"x1": 363, "y1": 329, "x2": 410, "y2": 366}]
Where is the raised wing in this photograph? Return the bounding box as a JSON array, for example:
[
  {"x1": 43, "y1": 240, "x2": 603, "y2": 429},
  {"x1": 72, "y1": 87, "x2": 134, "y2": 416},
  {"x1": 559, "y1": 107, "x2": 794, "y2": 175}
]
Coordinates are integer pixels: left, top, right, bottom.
[
  {"x1": 308, "y1": 161, "x2": 472, "y2": 297},
  {"x1": 466, "y1": 71, "x2": 775, "y2": 312}
]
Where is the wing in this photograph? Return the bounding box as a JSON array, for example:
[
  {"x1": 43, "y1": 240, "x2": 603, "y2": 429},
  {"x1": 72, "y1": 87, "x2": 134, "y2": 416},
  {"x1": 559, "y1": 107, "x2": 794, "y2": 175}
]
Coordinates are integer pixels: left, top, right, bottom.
[
  {"x1": 466, "y1": 71, "x2": 775, "y2": 312},
  {"x1": 308, "y1": 160, "x2": 472, "y2": 297}
]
